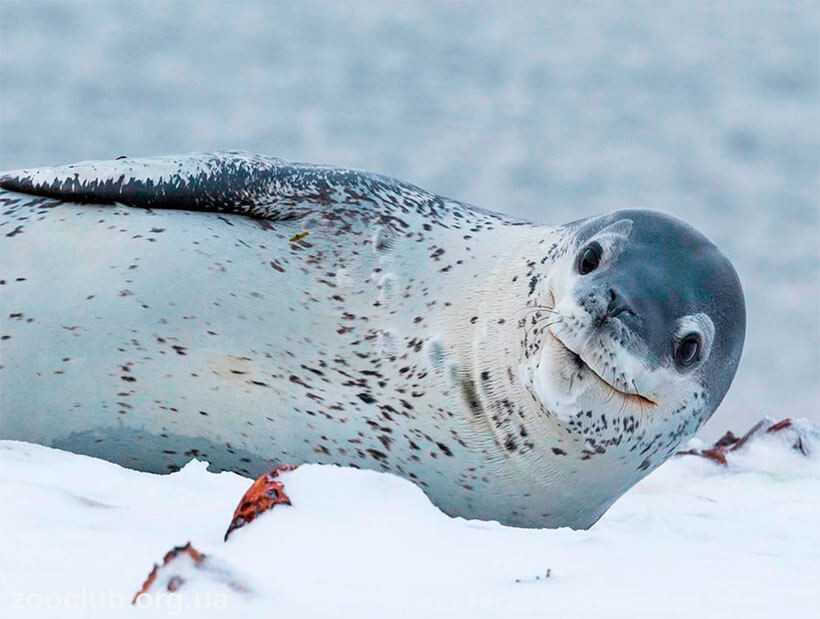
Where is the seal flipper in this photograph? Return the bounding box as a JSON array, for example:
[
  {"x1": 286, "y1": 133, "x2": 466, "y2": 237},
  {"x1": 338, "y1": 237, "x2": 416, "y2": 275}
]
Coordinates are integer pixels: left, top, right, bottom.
[
  {"x1": 0, "y1": 151, "x2": 447, "y2": 225},
  {"x1": 224, "y1": 464, "x2": 298, "y2": 541},
  {"x1": 0, "y1": 151, "x2": 283, "y2": 212}
]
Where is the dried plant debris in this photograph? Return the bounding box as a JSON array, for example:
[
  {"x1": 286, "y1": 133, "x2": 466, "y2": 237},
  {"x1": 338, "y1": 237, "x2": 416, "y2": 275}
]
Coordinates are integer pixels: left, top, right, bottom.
[
  {"x1": 224, "y1": 464, "x2": 297, "y2": 541},
  {"x1": 132, "y1": 542, "x2": 249, "y2": 605},
  {"x1": 515, "y1": 569, "x2": 552, "y2": 584},
  {"x1": 677, "y1": 417, "x2": 813, "y2": 465},
  {"x1": 288, "y1": 230, "x2": 310, "y2": 243}
]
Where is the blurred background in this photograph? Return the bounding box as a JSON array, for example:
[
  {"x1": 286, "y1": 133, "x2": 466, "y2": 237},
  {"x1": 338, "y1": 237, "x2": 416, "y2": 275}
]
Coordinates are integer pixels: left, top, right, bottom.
[{"x1": 1, "y1": 0, "x2": 817, "y2": 438}]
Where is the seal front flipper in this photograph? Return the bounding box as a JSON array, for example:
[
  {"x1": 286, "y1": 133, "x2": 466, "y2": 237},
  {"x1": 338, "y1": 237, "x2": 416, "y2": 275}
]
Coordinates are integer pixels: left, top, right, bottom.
[
  {"x1": 224, "y1": 464, "x2": 298, "y2": 542},
  {"x1": 0, "y1": 151, "x2": 454, "y2": 227}
]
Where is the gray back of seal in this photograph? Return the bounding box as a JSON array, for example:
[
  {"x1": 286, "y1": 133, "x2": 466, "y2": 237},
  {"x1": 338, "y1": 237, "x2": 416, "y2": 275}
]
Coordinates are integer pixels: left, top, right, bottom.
[{"x1": 0, "y1": 150, "x2": 501, "y2": 229}]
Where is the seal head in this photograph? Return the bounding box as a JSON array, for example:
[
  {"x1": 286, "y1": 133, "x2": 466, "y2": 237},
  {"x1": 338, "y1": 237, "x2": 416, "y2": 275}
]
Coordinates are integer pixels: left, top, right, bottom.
[{"x1": 529, "y1": 209, "x2": 745, "y2": 441}]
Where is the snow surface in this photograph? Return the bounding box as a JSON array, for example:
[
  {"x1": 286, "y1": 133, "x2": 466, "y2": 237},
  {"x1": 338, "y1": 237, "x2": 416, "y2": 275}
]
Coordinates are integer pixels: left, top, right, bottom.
[{"x1": 1, "y1": 423, "x2": 818, "y2": 618}]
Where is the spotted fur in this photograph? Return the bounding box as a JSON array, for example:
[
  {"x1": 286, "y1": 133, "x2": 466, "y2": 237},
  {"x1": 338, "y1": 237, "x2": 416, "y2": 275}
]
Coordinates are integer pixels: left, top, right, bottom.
[{"x1": 0, "y1": 152, "x2": 745, "y2": 528}]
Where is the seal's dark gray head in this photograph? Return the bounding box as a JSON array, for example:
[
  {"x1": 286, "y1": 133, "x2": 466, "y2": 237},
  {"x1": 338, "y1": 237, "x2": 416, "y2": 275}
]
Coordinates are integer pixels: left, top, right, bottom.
[
  {"x1": 530, "y1": 209, "x2": 745, "y2": 440},
  {"x1": 575, "y1": 209, "x2": 744, "y2": 409}
]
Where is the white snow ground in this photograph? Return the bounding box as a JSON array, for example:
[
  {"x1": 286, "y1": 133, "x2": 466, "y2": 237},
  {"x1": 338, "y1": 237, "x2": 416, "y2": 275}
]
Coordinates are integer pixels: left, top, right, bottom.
[{"x1": 1, "y1": 421, "x2": 818, "y2": 618}]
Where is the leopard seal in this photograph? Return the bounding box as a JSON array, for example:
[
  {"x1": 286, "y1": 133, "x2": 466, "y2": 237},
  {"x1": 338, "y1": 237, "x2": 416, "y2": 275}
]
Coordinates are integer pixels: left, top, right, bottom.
[{"x1": 0, "y1": 151, "x2": 745, "y2": 529}]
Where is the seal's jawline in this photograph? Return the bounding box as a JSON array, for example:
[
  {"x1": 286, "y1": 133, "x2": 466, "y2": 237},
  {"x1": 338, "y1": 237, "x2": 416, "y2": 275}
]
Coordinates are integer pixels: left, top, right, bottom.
[{"x1": 549, "y1": 331, "x2": 657, "y2": 408}]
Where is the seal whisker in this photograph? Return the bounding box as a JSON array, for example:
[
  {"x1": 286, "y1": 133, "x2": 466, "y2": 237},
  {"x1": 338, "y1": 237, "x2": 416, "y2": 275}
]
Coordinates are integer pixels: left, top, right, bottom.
[
  {"x1": 616, "y1": 386, "x2": 629, "y2": 417},
  {"x1": 519, "y1": 305, "x2": 558, "y2": 316},
  {"x1": 524, "y1": 315, "x2": 563, "y2": 342}
]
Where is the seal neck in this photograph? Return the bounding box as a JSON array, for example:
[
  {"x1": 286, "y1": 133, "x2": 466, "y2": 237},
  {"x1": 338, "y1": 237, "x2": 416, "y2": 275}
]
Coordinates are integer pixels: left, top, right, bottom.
[{"x1": 456, "y1": 225, "x2": 568, "y2": 473}]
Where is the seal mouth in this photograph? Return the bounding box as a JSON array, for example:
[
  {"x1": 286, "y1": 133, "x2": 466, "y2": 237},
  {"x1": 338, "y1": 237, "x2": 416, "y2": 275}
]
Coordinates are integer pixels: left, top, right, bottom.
[{"x1": 548, "y1": 330, "x2": 657, "y2": 408}]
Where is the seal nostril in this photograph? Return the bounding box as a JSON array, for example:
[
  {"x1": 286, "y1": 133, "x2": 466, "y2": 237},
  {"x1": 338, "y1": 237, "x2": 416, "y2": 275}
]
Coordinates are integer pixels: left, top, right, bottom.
[
  {"x1": 606, "y1": 288, "x2": 633, "y2": 320},
  {"x1": 606, "y1": 288, "x2": 618, "y2": 313}
]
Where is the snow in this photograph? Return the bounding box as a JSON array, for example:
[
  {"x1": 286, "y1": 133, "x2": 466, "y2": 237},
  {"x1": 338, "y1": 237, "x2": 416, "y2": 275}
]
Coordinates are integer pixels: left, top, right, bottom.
[{"x1": 1, "y1": 423, "x2": 818, "y2": 618}]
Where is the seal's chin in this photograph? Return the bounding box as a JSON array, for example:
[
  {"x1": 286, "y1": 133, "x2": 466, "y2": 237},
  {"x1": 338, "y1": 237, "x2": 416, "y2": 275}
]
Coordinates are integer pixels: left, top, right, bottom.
[{"x1": 548, "y1": 330, "x2": 657, "y2": 408}]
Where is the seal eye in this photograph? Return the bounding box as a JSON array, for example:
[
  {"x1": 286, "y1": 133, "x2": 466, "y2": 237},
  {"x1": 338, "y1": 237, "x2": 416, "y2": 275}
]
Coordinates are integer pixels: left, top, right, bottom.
[
  {"x1": 577, "y1": 242, "x2": 603, "y2": 275},
  {"x1": 675, "y1": 333, "x2": 701, "y2": 368}
]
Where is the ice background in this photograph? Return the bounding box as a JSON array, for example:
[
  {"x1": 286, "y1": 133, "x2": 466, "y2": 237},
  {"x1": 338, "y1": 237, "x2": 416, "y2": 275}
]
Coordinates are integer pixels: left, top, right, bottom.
[{"x1": 0, "y1": 0, "x2": 818, "y2": 437}]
